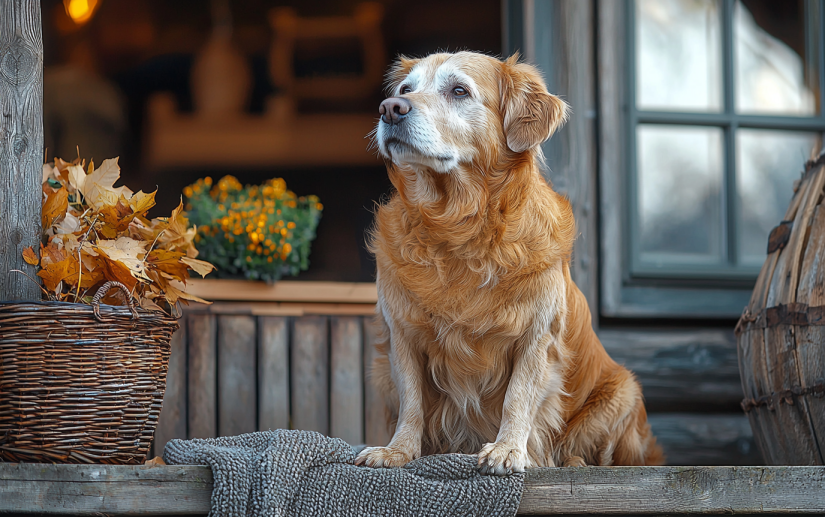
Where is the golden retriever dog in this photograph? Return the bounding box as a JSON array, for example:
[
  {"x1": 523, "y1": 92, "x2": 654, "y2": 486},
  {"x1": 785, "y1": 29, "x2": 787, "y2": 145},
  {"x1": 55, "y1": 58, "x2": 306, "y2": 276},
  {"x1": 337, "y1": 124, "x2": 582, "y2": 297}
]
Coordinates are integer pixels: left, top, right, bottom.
[{"x1": 355, "y1": 51, "x2": 663, "y2": 474}]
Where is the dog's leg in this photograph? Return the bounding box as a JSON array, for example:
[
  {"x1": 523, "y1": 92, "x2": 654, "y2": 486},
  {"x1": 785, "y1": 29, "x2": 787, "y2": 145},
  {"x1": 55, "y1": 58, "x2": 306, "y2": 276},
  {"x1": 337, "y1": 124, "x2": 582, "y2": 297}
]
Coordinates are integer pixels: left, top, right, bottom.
[
  {"x1": 478, "y1": 330, "x2": 564, "y2": 475},
  {"x1": 355, "y1": 327, "x2": 424, "y2": 468}
]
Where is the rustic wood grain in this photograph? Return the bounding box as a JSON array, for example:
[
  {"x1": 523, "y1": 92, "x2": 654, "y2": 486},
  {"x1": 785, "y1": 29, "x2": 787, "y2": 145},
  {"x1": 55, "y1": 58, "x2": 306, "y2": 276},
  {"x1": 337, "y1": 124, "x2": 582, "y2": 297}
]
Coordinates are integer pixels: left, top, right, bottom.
[
  {"x1": 3, "y1": 464, "x2": 825, "y2": 515},
  {"x1": 188, "y1": 314, "x2": 217, "y2": 439},
  {"x1": 534, "y1": 0, "x2": 598, "y2": 317},
  {"x1": 648, "y1": 413, "x2": 761, "y2": 466},
  {"x1": 0, "y1": 0, "x2": 43, "y2": 301},
  {"x1": 362, "y1": 315, "x2": 393, "y2": 446},
  {"x1": 291, "y1": 315, "x2": 329, "y2": 434},
  {"x1": 258, "y1": 316, "x2": 290, "y2": 431},
  {"x1": 795, "y1": 205, "x2": 825, "y2": 461},
  {"x1": 217, "y1": 315, "x2": 257, "y2": 437},
  {"x1": 599, "y1": 329, "x2": 741, "y2": 411},
  {"x1": 154, "y1": 324, "x2": 188, "y2": 457},
  {"x1": 519, "y1": 466, "x2": 825, "y2": 515},
  {"x1": 330, "y1": 316, "x2": 364, "y2": 445}
]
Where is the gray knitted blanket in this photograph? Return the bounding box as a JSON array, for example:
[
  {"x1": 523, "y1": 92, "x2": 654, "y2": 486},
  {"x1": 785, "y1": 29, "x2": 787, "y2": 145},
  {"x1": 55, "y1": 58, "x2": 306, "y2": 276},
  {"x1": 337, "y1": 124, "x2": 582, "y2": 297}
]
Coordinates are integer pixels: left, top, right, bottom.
[{"x1": 163, "y1": 429, "x2": 523, "y2": 517}]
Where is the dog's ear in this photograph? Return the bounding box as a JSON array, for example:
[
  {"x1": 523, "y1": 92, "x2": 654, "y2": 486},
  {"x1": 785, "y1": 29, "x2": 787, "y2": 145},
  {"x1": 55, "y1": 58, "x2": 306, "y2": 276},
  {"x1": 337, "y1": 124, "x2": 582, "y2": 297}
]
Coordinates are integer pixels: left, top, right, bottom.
[
  {"x1": 385, "y1": 55, "x2": 420, "y2": 96},
  {"x1": 501, "y1": 54, "x2": 569, "y2": 153}
]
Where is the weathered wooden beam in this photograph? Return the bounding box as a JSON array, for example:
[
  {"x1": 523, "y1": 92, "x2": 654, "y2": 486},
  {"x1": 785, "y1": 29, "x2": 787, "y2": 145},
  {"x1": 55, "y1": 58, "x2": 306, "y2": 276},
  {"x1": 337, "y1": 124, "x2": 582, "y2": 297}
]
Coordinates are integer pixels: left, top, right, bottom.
[
  {"x1": 600, "y1": 328, "x2": 742, "y2": 411},
  {"x1": 648, "y1": 413, "x2": 761, "y2": 466},
  {"x1": 1, "y1": 464, "x2": 824, "y2": 515},
  {"x1": 0, "y1": 0, "x2": 43, "y2": 301}
]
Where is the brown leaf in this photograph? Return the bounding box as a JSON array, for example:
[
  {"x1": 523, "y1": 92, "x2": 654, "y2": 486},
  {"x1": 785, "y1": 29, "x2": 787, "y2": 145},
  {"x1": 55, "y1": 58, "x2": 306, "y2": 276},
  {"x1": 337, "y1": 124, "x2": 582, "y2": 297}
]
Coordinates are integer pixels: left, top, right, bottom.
[
  {"x1": 181, "y1": 256, "x2": 215, "y2": 277},
  {"x1": 147, "y1": 249, "x2": 189, "y2": 281},
  {"x1": 42, "y1": 187, "x2": 69, "y2": 230},
  {"x1": 22, "y1": 246, "x2": 39, "y2": 265},
  {"x1": 98, "y1": 253, "x2": 139, "y2": 291},
  {"x1": 98, "y1": 196, "x2": 134, "y2": 237}
]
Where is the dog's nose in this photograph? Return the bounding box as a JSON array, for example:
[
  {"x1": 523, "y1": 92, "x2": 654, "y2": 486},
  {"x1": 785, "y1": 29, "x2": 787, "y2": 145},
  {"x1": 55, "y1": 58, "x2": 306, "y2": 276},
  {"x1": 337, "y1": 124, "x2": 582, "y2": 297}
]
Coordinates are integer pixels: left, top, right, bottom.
[{"x1": 379, "y1": 97, "x2": 412, "y2": 125}]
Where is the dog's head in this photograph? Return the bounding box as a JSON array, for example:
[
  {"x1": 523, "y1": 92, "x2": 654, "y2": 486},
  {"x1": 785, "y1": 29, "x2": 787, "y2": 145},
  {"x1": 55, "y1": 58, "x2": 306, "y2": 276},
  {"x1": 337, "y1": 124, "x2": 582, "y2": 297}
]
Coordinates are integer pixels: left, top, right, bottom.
[{"x1": 375, "y1": 52, "x2": 569, "y2": 173}]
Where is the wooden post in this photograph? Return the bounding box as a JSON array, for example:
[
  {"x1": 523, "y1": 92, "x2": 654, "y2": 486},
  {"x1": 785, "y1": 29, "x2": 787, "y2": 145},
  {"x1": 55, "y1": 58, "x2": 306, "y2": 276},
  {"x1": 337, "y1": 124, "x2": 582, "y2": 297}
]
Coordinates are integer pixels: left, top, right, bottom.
[{"x1": 0, "y1": 0, "x2": 43, "y2": 301}]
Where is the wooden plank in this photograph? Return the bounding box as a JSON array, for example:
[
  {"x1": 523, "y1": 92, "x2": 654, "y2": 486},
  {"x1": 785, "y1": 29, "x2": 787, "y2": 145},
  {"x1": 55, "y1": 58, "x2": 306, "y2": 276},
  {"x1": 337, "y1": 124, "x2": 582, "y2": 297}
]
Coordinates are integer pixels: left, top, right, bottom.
[
  {"x1": 186, "y1": 279, "x2": 377, "y2": 304},
  {"x1": 519, "y1": 466, "x2": 825, "y2": 515},
  {"x1": 648, "y1": 413, "x2": 761, "y2": 466},
  {"x1": 0, "y1": 463, "x2": 211, "y2": 516},
  {"x1": 330, "y1": 316, "x2": 364, "y2": 444},
  {"x1": 3, "y1": 464, "x2": 825, "y2": 515},
  {"x1": 291, "y1": 315, "x2": 329, "y2": 434},
  {"x1": 194, "y1": 301, "x2": 377, "y2": 316},
  {"x1": 258, "y1": 316, "x2": 289, "y2": 431},
  {"x1": 599, "y1": 329, "x2": 742, "y2": 411},
  {"x1": 187, "y1": 314, "x2": 217, "y2": 439},
  {"x1": 363, "y1": 316, "x2": 393, "y2": 446},
  {"x1": 153, "y1": 324, "x2": 188, "y2": 458},
  {"x1": 0, "y1": 0, "x2": 43, "y2": 302},
  {"x1": 217, "y1": 315, "x2": 257, "y2": 437}
]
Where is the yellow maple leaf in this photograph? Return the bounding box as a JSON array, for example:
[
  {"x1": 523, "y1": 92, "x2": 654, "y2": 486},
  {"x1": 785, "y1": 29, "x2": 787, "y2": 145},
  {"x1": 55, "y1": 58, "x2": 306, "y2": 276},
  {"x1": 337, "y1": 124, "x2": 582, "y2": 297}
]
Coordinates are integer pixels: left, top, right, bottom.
[
  {"x1": 22, "y1": 246, "x2": 39, "y2": 265},
  {"x1": 129, "y1": 190, "x2": 157, "y2": 216}
]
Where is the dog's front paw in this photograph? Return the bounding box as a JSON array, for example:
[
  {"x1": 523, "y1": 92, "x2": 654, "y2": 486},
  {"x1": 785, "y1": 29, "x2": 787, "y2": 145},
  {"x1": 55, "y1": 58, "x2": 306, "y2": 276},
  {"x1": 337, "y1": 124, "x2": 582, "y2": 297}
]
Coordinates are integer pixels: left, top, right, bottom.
[
  {"x1": 562, "y1": 455, "x2": 587, "y2": 467},
  {"x1": 477, "y1": 441, "x2": 529, "y2": 475},
  {"x1": 354, "y1": 446, "x2": 418, "y2": 468}
]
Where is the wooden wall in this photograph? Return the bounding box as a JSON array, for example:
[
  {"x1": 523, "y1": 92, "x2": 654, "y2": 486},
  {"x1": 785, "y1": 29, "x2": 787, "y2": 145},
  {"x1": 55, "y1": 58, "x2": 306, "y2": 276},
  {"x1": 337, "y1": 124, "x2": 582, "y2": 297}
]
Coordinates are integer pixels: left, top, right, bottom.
[{"x1": 153, "y1": 307, "x2": 761, "y2": 466}]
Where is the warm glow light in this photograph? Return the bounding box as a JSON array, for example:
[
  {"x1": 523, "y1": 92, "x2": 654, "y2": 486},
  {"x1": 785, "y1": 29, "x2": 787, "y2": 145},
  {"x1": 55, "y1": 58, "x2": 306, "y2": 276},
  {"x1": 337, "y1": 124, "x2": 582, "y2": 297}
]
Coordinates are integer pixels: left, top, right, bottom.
[{"x1": 63, "y1": 0, "x2": 100, "y2": 26}]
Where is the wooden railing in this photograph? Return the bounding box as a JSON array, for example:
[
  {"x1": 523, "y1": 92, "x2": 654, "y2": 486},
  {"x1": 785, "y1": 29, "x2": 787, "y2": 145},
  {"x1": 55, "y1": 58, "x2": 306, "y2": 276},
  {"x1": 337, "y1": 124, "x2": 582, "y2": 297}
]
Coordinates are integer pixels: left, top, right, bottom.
[{"x1": 151, "y1": 280, "x2": 758, "y2": 465}]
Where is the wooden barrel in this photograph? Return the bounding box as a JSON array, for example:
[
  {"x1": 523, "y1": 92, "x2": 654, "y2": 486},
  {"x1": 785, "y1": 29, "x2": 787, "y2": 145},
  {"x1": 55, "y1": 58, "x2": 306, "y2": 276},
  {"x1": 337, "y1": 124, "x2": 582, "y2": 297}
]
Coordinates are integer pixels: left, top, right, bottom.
[{"x1": 736, "y1": 153, "x2": 825, "y2": 465}]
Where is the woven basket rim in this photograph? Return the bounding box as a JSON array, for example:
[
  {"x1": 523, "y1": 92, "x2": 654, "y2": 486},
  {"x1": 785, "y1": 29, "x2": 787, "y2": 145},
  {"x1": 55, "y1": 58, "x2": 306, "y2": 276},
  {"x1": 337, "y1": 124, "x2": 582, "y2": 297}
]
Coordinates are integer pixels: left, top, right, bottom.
[{"x1": 0, "y1": 299, "x2": 181, "y2": 319}]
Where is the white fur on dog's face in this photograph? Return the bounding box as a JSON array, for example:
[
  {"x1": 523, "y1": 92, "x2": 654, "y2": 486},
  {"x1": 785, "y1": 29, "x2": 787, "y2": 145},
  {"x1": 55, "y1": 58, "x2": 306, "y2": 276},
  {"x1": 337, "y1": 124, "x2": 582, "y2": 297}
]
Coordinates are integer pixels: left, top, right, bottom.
[{"x1": 376, "y1": 54, "x2": 496, "y2": 173}]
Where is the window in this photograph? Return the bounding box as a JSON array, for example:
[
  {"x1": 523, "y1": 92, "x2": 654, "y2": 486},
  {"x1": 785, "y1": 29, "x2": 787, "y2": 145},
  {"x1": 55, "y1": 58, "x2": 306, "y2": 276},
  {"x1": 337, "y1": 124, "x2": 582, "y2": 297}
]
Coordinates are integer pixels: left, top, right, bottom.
[{"x1": 601, "y1": 0, "x2": 825, "y2": 318}]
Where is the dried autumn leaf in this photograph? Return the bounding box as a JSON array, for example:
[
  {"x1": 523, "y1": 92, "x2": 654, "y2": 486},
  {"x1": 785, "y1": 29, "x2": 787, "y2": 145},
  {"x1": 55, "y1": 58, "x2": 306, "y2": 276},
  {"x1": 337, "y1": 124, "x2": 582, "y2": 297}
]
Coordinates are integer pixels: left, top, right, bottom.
[
  {"x1": 82, "y1": 158, "x2": 133, "y2": 210},
  {"x1": 41, "y1": 241, "x2": 66, "y2": 267},
  {"x1": 98, "y1": 196, "x2": 134, "y2": 238},
  {"x1": 147, "y1": 249, "x2": 189, "y2": 280},
  {"x1": 54, "y1": 212, "x2": 82, "y2": 235},
  {"x1": 181, "y1": 256, "x2": 215, "y2": 277},
  {"x1": 160, "y1": 201, "x2": 198, "y2": 257},
  {"x1": 98, "y1": 253, "x2": 139, "y2": 291},
  {"x1": 95, "y1": 237, "x2": 150, "y2": 282},
  {"x1": 129, "y1": 190, "x2": 157, "y2": 216},
  {"x1": 22, "y1": 246, "x2": 39, "y2": 265},
  {"x1": 38, "y1": 256, "x2": 80, "y2": 292},
  {"x1": 42, "y1": 187, "x2": 69, "y2": 230},
  {"x1": 167, "y1": 279, "x2": 211, "y2": 305}
]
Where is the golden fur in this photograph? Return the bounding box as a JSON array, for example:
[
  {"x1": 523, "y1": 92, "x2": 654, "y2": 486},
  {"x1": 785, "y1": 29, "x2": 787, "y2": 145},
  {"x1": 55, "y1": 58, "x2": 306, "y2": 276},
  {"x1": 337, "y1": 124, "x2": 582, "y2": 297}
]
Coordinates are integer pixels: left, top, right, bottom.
[{"x1": 355, "y1": 52, "x2": 663, "y2": 473}]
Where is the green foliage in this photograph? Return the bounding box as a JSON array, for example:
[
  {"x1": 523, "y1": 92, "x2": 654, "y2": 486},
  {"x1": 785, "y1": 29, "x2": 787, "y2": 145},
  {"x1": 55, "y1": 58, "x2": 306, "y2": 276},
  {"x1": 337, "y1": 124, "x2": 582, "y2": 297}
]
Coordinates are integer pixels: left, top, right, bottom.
[{"x1": 184, "y1": 175, "x2": 322, "y2": 282}]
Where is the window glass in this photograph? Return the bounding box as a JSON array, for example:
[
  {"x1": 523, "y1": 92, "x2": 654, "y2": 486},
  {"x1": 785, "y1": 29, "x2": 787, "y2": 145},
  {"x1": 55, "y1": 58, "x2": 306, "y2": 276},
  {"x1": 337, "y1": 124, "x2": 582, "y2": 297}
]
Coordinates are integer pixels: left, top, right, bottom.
[
  {"x1": 735, "y1": 0, "x2": 820, "y2": 115},
  {"x1": 636, "y1": 0, "x2": 722, "y2": 112},
  {"x1": 736, "y1": 130, "x2": 821, "y2": 266},
  {"x1": 637, "y1": 125, "x2": 725, "y2": 267}
]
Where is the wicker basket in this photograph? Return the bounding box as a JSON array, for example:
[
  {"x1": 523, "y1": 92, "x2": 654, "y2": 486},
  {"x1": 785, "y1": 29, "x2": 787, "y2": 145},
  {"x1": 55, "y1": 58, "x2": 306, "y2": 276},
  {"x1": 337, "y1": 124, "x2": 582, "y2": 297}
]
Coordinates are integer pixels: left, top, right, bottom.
[{"x1": 0, "y1": 282, "x2": 179, "y2": 464}]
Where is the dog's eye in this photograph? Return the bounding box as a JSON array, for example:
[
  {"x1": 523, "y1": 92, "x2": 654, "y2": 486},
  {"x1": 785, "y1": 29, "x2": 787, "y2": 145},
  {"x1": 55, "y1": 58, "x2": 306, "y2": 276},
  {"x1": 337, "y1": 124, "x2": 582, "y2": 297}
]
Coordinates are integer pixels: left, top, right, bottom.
[
  {"x1": 452, "y1": 86, "x2": 468, "y2": 98},
  {"x1": 400, "y1": 85, "x2": 412, "y2": 94}
]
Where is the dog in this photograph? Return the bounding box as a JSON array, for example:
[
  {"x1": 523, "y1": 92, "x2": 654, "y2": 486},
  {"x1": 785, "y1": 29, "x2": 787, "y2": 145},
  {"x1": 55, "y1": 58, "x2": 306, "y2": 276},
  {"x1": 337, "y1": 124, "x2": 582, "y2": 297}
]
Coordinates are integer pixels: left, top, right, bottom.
[{"x1": 354, "y1": 51, "x2": 663, "y2": 474}]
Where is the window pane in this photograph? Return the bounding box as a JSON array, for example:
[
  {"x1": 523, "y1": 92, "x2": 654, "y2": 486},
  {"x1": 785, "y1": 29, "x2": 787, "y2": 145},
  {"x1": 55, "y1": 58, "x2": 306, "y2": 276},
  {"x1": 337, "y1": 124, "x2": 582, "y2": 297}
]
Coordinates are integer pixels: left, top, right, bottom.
[
  {"x1": 736, "y1": 130, "x2": 820, "y2": 266},
  {"x1": 636, "y1": 0, "x2": 722, "y2": 112},
  {"x1": 637, "y1": 125, "x2": 724, "y2": 267},
  {"x1": 735, "y1": 1, "x2": 820, "y2": 115}
]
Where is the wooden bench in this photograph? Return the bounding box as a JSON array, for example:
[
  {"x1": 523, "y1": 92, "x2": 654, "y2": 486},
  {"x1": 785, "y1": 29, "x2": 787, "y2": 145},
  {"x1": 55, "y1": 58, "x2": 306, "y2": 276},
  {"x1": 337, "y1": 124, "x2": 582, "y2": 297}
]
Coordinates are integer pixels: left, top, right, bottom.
[{"x1": 1, "y1": 464, "x2": 823, "y2": 515}]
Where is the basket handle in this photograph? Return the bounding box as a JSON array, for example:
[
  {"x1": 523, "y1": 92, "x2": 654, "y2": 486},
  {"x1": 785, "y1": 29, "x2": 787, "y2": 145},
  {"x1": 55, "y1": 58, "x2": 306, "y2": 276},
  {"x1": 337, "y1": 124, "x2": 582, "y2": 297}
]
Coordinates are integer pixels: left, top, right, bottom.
[{"x1": 92, "y1": 281, "x2": 139, "y2": 322}]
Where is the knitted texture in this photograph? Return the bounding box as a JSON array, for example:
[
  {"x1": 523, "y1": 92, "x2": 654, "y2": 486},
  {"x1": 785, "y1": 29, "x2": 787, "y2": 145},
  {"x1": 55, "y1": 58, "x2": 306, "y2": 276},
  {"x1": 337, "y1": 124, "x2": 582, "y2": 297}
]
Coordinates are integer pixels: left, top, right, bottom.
[{"x1": 163, "y1": 429, "x2": 523, "y2": 517}]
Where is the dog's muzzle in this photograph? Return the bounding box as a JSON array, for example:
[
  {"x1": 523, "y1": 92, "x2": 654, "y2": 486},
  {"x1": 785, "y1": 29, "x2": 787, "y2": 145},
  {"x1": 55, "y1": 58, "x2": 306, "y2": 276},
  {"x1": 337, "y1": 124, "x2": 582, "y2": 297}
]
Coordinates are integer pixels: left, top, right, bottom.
[{"x1": 379, "y1": 97, "x2": 412, "y2": 125}]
